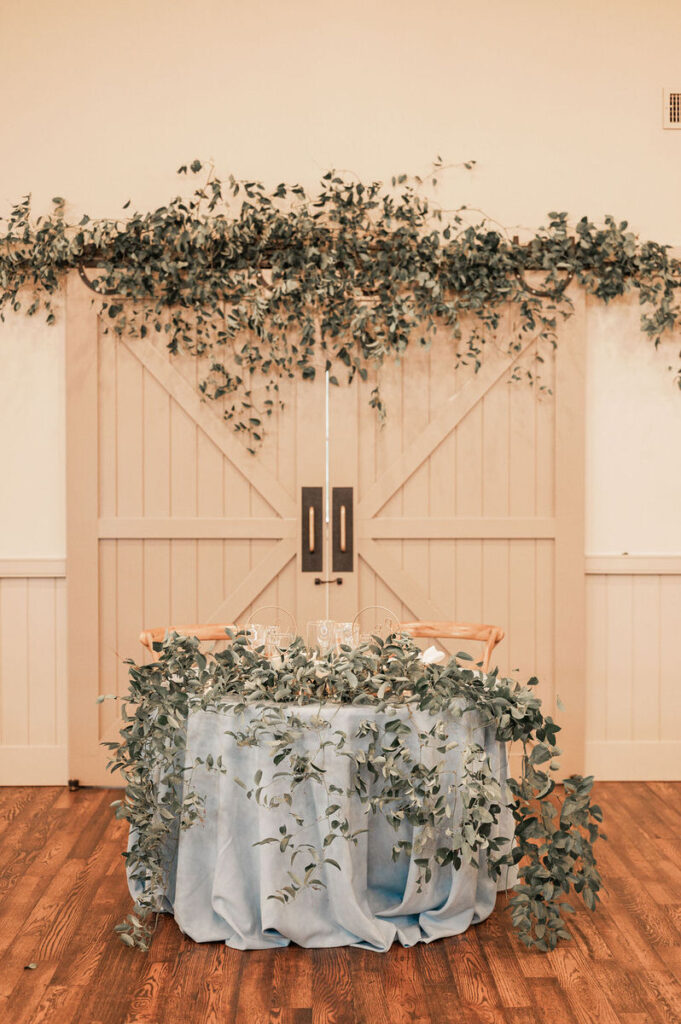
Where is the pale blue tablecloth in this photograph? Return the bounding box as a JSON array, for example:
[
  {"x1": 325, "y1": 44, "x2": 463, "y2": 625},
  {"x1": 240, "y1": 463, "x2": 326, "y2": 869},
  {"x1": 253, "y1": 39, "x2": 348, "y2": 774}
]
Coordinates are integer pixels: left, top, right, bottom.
[{"x1": 129, "y1": 701, "x2": 516, "y2": 950}]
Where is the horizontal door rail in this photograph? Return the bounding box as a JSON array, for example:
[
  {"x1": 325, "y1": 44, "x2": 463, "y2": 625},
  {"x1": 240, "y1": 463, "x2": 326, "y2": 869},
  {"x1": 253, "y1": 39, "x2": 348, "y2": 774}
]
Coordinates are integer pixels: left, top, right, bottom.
[
  {"x1": 98, "y1": 517, "x2": 296, "y2": 539},
  {"x1": 359, "y1": 517, "x2": 556, "y2": 540}
]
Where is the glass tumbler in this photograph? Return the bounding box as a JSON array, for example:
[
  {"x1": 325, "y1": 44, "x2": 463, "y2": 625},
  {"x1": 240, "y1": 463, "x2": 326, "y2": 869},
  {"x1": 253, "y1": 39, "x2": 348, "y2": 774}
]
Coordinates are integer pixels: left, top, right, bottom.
[
  {"x1": 307, "y1": 620, "x2": 335, "y2": 655},
  {"x1": 334, "y1": 621, "x2": 359, "y2": 650}
]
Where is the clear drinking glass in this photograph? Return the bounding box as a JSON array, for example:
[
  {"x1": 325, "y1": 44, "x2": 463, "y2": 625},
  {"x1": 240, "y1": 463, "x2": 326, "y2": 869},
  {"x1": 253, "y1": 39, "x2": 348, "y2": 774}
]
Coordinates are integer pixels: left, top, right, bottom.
[
  {"x1": 334, "y1": 621, "x2": 359, "y2": 650},
  {"x1": 353, "y1": 606, "x2": 400, "y2": 642},
  {"x1": 307, "y1": 620, "x2": 335, "y2": 654},
  {"x1": 274, "y1": 631, "x2": 294, "y2": 652},
  {"x1": 245, "y1": 623, "x2": 273, "y2": 653}
]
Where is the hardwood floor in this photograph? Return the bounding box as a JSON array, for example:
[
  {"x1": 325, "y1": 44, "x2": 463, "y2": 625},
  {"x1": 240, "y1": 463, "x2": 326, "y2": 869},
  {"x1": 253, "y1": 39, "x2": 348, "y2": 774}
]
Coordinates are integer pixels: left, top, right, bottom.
[{"x1": 1, "y1": 782, "x2": 681, "y2": 1023}]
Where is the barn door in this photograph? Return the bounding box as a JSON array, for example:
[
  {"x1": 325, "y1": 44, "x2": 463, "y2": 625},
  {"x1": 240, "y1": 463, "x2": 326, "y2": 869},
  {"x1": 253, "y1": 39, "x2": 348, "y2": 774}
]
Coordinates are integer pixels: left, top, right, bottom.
[
  {"x1": 66, "y1": 273, "x2": 326, "y2": 785},
  {"x1": 328, "y1": 297, "x2": 586, "y2": 774}
]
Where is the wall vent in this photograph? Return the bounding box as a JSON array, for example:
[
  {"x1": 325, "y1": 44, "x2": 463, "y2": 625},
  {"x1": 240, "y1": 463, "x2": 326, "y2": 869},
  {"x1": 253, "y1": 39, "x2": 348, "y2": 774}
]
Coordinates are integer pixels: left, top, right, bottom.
[{"x1": 663, "y1": 89, "x2": 681, "y2": 129}]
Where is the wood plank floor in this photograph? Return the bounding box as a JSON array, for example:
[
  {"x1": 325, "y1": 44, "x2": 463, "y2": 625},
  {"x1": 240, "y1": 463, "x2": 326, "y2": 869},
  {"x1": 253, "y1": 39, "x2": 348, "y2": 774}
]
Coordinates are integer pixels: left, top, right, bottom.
[{"x1": 1, "y1": 782, "x2": 681, "y2": 1023}]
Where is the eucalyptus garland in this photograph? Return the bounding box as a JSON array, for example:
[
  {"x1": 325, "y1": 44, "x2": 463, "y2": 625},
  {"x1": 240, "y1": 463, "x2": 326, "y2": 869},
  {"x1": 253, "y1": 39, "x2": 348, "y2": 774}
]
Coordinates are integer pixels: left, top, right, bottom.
[
  {"x1": 1, "y1": 161, "x2": 680, "y2": 447},
  {"x1": 103, "y1": 631, "x2": 603, "y2": 953}
]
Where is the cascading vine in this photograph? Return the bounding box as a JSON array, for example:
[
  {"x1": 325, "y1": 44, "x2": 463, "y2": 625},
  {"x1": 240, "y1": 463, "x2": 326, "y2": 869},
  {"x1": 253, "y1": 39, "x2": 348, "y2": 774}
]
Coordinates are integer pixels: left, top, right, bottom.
[
  {"x1": 104, "y1": 631, "x2": 604, "y2": 953},
  {"x1": 1, "y1": 158, "x2": 680, "y2": 448}
]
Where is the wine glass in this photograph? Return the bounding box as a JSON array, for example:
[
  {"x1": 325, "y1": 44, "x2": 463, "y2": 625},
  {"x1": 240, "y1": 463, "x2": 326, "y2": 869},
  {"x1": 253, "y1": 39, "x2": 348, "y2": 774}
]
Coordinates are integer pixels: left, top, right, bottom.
[{"x1": 352, "y1": 606, "x2": 400, "y2": 643}]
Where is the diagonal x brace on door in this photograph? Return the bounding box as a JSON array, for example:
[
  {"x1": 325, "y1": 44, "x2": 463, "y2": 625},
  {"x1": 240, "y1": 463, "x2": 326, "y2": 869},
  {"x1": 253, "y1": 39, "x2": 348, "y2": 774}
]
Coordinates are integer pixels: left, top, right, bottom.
[
  {"x1": 205, "y1": 538, "x2": 297, "y2": 627},
  {"x1": 357, "y1": 338, "x2": 537, "y2": 521},
  {"x1": 122, "y1": 338, "x2": 298, "y2": 519}
]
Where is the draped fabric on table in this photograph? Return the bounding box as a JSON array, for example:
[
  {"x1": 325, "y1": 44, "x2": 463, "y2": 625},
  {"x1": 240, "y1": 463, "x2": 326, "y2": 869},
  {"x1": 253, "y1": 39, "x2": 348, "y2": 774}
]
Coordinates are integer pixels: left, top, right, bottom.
[{"x1": 128, "y1": 703, "x2": 517, "y2": 951}]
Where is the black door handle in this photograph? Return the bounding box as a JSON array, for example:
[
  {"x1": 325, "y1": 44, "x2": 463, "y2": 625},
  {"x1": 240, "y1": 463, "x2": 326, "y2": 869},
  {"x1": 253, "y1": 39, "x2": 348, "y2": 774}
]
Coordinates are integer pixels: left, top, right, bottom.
[
  {"x1": 301, "y1": 487, "x2": 323, "y2": 572},
  {"x1": 332, "y1": 487, "x2": 353, "y2": 572}
]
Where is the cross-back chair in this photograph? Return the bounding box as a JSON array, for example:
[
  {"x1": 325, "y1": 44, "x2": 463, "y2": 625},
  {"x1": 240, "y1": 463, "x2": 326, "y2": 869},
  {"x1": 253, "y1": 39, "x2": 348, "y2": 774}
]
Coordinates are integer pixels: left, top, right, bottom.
[
  {"x1": 139, "y1": 623, "x2": 236, "y2": 652},
  {"x1": 399, "y1": 621, "x2": 505, "y2": 672}
]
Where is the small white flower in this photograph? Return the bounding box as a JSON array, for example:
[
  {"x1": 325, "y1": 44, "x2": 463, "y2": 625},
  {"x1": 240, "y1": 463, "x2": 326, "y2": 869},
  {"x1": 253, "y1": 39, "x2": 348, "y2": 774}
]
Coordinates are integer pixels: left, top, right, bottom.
[{"x1": 419, "y1": 645, "x2": 445, "y2": 665}]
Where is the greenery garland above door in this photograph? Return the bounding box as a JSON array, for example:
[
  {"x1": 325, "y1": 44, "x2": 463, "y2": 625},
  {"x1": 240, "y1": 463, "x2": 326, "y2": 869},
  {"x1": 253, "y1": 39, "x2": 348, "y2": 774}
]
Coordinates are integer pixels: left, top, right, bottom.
[{"x1": 1, "y1": 159, "x2": 679, "y2": 448}]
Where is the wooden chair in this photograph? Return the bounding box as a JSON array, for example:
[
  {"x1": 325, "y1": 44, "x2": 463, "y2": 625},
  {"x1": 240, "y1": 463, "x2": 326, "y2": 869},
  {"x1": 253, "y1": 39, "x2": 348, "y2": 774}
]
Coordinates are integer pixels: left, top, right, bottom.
[
  {"x1": 139, "y1": 623, "x2": 236, "y2": 652},
  {"x1": 399, "y1": 621, "x2": 505, "y2": 672}
]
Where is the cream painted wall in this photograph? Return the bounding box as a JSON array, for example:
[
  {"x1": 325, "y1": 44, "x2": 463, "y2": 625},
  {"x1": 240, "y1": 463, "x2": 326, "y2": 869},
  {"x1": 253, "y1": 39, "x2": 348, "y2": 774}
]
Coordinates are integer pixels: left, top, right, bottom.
[
  {"x1": 1, "y1": 0, "x2": 681, "y2": 783},
  {"x1": 0, "y1": 0, "x2": 680, "y2": 239},
  {"x1": 586, "y1": 295, "x2": 681, "y2": 555},
  {"x1": 0, "y1": 306, "x2": 65, "y2": 558},
  {"x1": 1, "y1": 0, "x2": 681, "y2": 561}
]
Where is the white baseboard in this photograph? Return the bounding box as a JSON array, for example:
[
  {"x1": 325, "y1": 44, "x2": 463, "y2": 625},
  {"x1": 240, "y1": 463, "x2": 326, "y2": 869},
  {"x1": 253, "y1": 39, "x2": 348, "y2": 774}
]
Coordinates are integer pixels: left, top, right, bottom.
[
  {"x1": 0, "y1": 745, "x2": 67, "y2": 785},
  {"x1": 585, "y1": 740, "x2": 681, "y2": 781}
]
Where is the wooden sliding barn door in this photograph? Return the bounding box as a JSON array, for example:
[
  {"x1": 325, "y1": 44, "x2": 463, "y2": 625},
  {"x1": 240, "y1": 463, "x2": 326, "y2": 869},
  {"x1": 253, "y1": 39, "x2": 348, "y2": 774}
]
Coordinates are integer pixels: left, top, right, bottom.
[
  {"x1": 329, "y1": 296, "x2": 586, "y2": 774},
  {"x1": 66, "y1": 273, "x2": 325, "y2": 785}
]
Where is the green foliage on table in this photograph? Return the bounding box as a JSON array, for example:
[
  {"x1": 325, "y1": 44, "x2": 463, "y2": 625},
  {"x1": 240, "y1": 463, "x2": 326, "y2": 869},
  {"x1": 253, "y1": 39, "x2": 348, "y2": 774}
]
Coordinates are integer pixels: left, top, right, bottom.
[
  {"x1": 102, "y1": 631, "x2": 604, "y2": 953},
  {"x1": 2, "y1": 160, "x2": 680, "y2": 447}
]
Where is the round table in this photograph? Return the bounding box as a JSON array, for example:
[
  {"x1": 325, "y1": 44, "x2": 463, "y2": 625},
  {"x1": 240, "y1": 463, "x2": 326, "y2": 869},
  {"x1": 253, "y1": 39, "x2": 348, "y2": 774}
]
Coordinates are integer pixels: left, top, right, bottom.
[{"x1": 128, "y1": 699, "x2": 516, "y2": 951}]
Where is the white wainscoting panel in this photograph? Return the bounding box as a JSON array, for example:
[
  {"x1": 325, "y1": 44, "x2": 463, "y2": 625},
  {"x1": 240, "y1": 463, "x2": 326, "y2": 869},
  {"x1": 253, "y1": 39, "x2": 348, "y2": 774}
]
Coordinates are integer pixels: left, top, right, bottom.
[
  {"x1": 585, "y1": 560, "x2": 681, "y2": 780},
  {"x1": 0, "y1": 567, "x2": 67, "y2": 784},
  {"x1": 1, "y1": 556, "x2": 680, "y2": 783}
]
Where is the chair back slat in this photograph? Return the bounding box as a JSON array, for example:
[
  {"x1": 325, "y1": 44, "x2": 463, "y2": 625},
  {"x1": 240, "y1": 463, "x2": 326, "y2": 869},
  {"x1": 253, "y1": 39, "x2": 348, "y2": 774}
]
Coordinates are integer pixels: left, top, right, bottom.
[
  {"x1": 139, "y1": 624, "x2": 236, "y2": 651},
  {"x1": 399, "y1": 621, "x2": 505, "y2": 672}
]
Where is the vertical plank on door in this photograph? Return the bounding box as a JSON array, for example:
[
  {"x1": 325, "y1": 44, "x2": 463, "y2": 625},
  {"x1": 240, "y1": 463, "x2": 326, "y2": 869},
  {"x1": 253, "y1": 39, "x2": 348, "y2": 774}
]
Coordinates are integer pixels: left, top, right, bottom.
[
  {"x1": 98, "y1": 326, "x2": 117, "y2": 519},
  {"x1": 114, "y1": 338, "x2": 145, "y2": 686},
  {"x1": 401, "y1": 342, "x2": 431, "y2": 624},
  {"x1": 170, "y1": 399, "x2": 197, "y2": 624},
  {"x1": 197, "y1": 434, "x2": 224, "y2": 622},
  {"x1": 508, "y1": 540, "x2": 536, "y2": 684},
  {"x1": 293, "y1": 362, "x2": 326, "y2": 630},
  {"x1": 455, "y1": 540, "x2": 483, "y2": 626},
  {"x1": 535, "y1": 539, "x2": 555, "y2": 714},
  {"x1": 223, "y1": 458, "x2": 252, "y2": 626},
  {"x1": 370, "y1": 353, "x2": 405, "y2": 619},
  {"x1": 116, "y1": 540, "x2": 145, "y2": 697},
  {"x1": 509, "y1": 343, "x2": 536, "y2": 518},
  {"x1": 534, "y1": 340, "x2": 555, "y2": 519},
  {"x1": 142, "y1": 365, "x2": 171, "y2": 650},
  {"x1": 482, "y1": 377, "x2": 510, "y2": 518},
  {"x1": 328, "y1": 371, "x2": 359, "y2": 624},
  {"x1": 116, "y1": 341, "x2": 144, "y2": 518},
  {"x1": 98, "y1": 541, "x2": 118, "y2": 739},
  {"x1": 482, "y1": 539, "x2": 509, "y2": 676},
  {"x1": 454, "y1": 375, "x2": 484, "y2": 635},
  {"x1": 428, "y1": 332, "x2": 456, "y2": 620}
]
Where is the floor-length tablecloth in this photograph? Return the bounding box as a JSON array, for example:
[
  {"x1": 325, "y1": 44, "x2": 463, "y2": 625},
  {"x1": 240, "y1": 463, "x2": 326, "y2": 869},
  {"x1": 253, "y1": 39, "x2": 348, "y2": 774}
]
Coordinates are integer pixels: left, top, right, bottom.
[{"x1": 128, "y1": 701, "x2": 516, "y2": 950}]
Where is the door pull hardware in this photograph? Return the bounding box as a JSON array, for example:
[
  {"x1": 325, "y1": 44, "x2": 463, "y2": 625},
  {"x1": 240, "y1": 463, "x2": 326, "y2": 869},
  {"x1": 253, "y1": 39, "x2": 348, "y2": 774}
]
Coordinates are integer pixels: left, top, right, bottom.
[
  {"x1": 340, "y1": 505, "x2": 347, "y2": 553},
  {"x1": 314, "y1": 577, "x2": 343, "y2": 586},
  {"x1": 301, "y1": 487, "x2": 323, "y2": 572},
  {"x1": 332, "y1": 487, "x2": 353, "y2": 572}
]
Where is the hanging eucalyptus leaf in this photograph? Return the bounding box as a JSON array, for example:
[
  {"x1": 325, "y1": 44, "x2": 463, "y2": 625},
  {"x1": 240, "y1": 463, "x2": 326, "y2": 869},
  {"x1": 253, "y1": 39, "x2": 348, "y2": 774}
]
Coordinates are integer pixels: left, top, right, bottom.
[
  {"x1": 104, "y1": 630, "x2": 604, "y2": 953},
  {"x1": 1, "y1": 162, "x2": 679, "y2": 447}
]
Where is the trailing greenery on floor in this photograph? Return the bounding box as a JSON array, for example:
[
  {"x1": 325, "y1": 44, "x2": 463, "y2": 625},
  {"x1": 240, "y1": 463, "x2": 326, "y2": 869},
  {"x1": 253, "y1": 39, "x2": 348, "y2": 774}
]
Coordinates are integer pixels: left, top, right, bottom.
[
  {"x1": 1, "y1": 161, "x2": 680, "y2": 447},
  {"x1": 103, "y1": 631, "x2": 604, "y2": 952}
]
